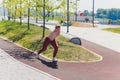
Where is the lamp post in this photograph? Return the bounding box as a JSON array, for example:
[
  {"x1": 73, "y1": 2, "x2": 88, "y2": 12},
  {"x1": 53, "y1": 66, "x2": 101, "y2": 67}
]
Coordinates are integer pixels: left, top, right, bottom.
[
  {"x1": 67, "y1": 0, "x2": 69, "y2": 33},
  {"x1": 92, "y1": 0, "x2": 95, "y2": 27}
]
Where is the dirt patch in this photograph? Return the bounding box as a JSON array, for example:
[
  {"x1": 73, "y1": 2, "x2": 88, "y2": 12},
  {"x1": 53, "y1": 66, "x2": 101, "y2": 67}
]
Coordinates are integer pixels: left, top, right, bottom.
[{"x1": 71, "y1": 22, "x2": 96, "y2": 27}]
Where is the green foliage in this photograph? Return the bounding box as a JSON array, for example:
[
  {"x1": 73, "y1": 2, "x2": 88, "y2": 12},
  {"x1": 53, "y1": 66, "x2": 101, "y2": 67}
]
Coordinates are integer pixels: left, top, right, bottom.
[
  {"x1": 96, "y1": 8, "x2": 120, "y2": 20},
  {"x1": 3, "y1": 0, "x2": 78, "y2": 22},
  {"x1": 0, "y1": 20, "x2": 102, "y2": 62}
]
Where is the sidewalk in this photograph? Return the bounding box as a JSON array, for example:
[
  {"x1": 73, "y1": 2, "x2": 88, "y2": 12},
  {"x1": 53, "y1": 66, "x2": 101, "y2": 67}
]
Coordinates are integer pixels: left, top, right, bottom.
[
  {"x1": 0, "y1": 36, "x2": 120, "y2": 80},
  {"x1": 0, "y1": 49, "x2": 60, "y2": 80}
]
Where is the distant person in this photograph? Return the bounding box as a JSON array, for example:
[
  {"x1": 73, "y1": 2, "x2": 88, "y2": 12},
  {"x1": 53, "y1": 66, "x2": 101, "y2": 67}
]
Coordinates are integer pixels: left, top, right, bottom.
[
  {"x1": 108, "y1": 20, "x2": 112, "y2": 24},
  {"x1": 36, "y1": 25, "x2": 61, "y2": 62}
]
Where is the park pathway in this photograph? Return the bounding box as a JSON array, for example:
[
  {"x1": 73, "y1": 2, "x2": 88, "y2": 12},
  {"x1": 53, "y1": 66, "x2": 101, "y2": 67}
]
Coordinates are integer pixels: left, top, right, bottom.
[{"x1": 0, "y1": 36, "x2": 120, "y2": 80}]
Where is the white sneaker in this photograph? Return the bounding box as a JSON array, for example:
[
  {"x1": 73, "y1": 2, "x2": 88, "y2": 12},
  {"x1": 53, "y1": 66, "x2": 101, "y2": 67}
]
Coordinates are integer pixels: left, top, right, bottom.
[
  {"x1": 52, "y1": 58, "x2": 57, "y2": 62},
  {"x1": 36, "y1": 53, "x2": 40, "y2": 59}
]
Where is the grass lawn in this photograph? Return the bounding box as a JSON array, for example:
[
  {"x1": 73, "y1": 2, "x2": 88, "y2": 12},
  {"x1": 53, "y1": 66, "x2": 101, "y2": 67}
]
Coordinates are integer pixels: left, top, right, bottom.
[
  {"x1": 0, "y1": 20, "x2": 102, "y2": 62},
  {"x1": 103, "y1": 27, "x2": 120, "y2": 34}
]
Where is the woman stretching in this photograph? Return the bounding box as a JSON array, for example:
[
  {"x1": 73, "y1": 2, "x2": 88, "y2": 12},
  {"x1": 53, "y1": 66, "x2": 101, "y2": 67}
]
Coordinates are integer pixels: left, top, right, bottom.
[{"x1": 36, "y1": 25, "x2": 60, "y2": 62}]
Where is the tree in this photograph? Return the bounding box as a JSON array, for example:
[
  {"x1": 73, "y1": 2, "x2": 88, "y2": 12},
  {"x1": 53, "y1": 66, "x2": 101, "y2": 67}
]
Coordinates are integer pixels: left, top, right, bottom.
[
  {"x1": 96, "y1": 8, "x2": 120, "y2": 20},
  {"x1": 83, "y1": 10, "x2": 90, "y2": 16}
]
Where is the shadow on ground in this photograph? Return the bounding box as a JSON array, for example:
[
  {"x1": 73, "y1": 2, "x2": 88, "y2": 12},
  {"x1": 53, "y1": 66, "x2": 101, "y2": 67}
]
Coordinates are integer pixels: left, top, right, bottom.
[
  {"x1": 0, "y1": 38, "x2": 58, "y2": 69},
  {"x1": 5, "y1": 47, "x2": 35, "y2": 62},
  {"x1": 37, "y1": 58, "x2": 58, "y2": 69}
]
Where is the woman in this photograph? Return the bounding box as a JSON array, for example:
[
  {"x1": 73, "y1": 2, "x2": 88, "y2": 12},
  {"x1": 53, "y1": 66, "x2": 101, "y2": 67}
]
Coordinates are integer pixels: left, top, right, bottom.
[{"x1": 36, "y1": 25, "x2": 61, "y2": 62}]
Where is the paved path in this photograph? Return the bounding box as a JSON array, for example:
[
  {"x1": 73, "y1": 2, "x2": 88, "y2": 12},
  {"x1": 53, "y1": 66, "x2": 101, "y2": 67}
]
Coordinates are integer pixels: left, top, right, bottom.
[
  {"x1": 0, "y1": 35, "x2": 120, "y2": 80},
  {"x1": 0, "y1": 48, "x2": 60, "y2": 80}
]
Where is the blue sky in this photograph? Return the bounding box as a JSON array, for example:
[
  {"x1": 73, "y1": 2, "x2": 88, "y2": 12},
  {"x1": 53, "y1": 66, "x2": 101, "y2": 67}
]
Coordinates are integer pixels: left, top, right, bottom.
[{"x1": 77, "y1": 0, "x2": 120, "y2": 12}]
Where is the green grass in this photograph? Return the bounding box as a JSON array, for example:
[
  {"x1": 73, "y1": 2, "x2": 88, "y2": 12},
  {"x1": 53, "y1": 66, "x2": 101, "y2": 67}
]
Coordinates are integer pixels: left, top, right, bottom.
[
  {"x1": 103, "y1": 28, "x2": 120, "y2": 34},
  {"x1": 0, "y1": 20, "x2": 102, "y2": 62}
]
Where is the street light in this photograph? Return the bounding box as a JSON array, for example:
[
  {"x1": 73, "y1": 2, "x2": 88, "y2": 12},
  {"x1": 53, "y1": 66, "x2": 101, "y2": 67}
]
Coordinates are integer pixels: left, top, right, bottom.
[{"x1": 67, "y1": 0, "x2": 69, "y2": 33}]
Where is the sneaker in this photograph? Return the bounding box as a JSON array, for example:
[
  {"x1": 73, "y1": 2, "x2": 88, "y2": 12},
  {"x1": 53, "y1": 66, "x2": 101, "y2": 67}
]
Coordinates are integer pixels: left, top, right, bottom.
[
  {"x1": 36, "y1": 53, "x2": 40, "y2": 59},
  {"x1": 52, "y1": 58, "x2": 57, "y2": 62}
]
